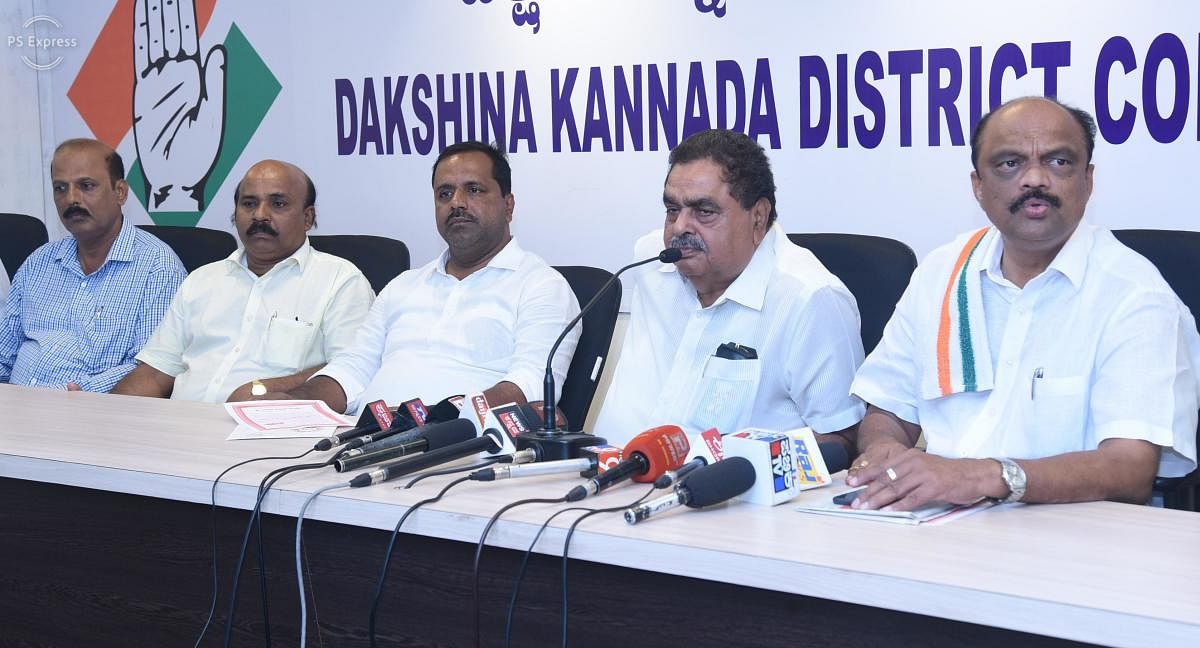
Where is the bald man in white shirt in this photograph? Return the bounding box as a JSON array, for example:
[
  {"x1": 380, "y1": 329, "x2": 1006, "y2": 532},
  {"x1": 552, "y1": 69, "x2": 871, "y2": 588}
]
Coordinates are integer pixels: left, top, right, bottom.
[{"x1": 848, "y1": 97, "x2": 1199, "y2": 510}]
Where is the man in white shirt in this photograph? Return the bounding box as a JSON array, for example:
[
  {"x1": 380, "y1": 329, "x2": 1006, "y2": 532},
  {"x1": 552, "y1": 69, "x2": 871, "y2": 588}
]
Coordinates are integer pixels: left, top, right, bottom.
[
  {"x1": 111, "y1": 160, "x2": 374, "y2": 402},
  {"x1": 594, "y1": 129, "x2": 865, "y2": 450},
  {"x1": 848, "y1": 97, "x2": 1200, "y2": 510},
  {"x1": 268, "y1": 141, "x2": 580, "y2": 414}
]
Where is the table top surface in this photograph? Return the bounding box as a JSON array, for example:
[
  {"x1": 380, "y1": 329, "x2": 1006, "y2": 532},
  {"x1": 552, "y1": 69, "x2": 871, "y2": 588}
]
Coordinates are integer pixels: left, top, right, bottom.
[{"x1": 2, "y1": 385, "x2": 1198, "y2": 648}]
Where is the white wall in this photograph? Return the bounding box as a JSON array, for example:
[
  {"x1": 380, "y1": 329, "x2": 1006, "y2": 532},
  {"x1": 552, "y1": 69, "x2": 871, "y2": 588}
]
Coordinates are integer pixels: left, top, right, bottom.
[{"x1": 3, "y1": 1, "x2": 1198, "y2": 265}]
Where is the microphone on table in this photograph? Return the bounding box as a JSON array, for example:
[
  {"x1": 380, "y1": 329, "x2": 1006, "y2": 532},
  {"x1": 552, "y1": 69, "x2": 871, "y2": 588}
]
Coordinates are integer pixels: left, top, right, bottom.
[
  {"x1": 624, "y1": 456, "x2": 756, "y2": 524},
  {"x1": 654, "y1": 427, "x2": 724, "y2": 488},
  {"x1": 334, "y1": 418, "x2": 477, "y2": 472},
  {"x1": 564, "y1": 425, "x2": 690, "y2": 502},
  {"x1": 347, "y1": 394, "x2": 521, "y2": 487},
  {"x1": 468, "y1": 443, "x2": 622, "y2": 482},
  {"x1": 519, "y1": 248, "x2": 684, "y2": 460},
  {"x1": 313, "y1": 399, "x2": 407, "y2": 451}
]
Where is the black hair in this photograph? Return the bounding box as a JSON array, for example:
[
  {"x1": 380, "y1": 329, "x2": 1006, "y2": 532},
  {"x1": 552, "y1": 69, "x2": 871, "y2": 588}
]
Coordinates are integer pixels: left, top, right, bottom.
[
  {"x1": 431, "y1": 141, "x2": 512, "y2": 196},
  {"x1": 668, "y1": 129, "x2": 778, "y2": 227},
  {"x1": 52, "y1": 138, "x2": 125, "y2": 186}
]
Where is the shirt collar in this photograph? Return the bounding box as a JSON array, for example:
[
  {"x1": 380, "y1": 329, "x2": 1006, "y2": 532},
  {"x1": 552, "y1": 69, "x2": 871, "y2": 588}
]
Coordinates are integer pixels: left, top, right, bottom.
[
  {"x1": 54, "y1": 215, "x2": 136, "y2": 266},
  {"x1": 981, "y1": 222, "x2": 1093, "y2": 290},
  {"x1": 435, "y1": 236, "x2": 523, "y2": 277},
  {"x1": 662, "y1": 224, "x2": 778, "y2": 312},
  {"x1": 225, "y1": 237, "x2": 312, "y2": 276}
]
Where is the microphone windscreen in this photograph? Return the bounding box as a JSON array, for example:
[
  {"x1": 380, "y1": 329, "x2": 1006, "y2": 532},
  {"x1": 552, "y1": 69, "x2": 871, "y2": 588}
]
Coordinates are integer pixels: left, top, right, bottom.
[
  {"x1": 624, "y1": 425, "x2": 690, "y2": 483},
  {"x1": 425, "y1": 395, "x2": 465, "y2": 423},
  {"x1": 659, "y1": 248, "x2": 684, "y2": 263},
  {"x1": 683, "y1": 457, "x2": 756, "y2": 507},
  {"x1": 817, "y1": 441, "x2": 850, "y2": 474},
  {"x1": 422, "y1": 419, "x2": 477, "y2": 450}
]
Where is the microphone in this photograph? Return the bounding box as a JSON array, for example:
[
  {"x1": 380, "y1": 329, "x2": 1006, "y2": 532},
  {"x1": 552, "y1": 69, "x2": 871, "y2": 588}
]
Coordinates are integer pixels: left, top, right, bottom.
[
  {"x1": 314, "y1": 399, "x2": 404, "y2": 451},
  {"x1": 347, "y1": 426, "x2": 512, "y2": 488},
  {"x1": 467, "y1": 443, "x2": 621, "y2": 481},
  {"x1": 655, "y1": 428, "x2": 725, "y2": 488},
  {"x1": 524, "y1": 248, "x2": 683, "y2": 460},
  {"x1": 564, "y1": 425, "x2": 689, "y2": 502},
  {"x1": 624, "y1": 457, "x2": 756, "y2": 524},
  {"x1": 333, "y1": 419, "x2": 476, "y2": 472}
]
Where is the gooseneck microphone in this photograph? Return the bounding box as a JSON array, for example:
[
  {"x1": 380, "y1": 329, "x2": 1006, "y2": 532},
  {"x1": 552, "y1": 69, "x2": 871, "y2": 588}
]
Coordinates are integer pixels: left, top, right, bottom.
[
  {"x1": 525, "y1": 248, "x2": 683, "y2": 460},
  {"x1": 624, "y1": 456, "x2": 756, "y2": 524}
]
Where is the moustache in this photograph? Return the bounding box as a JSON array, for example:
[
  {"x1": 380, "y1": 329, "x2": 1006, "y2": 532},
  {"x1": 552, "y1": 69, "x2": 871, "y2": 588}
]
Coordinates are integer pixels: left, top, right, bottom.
[
  {"x1": 63, "y1": 205, "x2": 90, "y2": 219},
  {"x1": 246, "y1": 220, "x2": 278, "y2": 237},
  {"x1": 446, "y1": 208, "x2": 475, "y2": 224},
  {"x1": 668, "y1": 232, "x2": 707, "y2": 252},
  {"x1": 1008, "y1": 189, "x2": 1062, "y2": 214}
]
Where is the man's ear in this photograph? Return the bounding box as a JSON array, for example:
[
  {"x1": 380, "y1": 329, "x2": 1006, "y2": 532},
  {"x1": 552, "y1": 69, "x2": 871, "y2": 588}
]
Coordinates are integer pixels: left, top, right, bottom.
[
  {"x1": 505, "y1": 193, "x2": 515, "y2": 222},
  {"x1": 114, "y1": 178, "x2": 129, "y2": 205}
]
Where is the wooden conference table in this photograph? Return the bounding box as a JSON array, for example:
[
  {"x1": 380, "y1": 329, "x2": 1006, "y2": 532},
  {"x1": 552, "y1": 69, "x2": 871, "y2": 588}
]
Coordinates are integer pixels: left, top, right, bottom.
[{"x1": 0, "y1": 385, "x2": 1197, "y2": 647}]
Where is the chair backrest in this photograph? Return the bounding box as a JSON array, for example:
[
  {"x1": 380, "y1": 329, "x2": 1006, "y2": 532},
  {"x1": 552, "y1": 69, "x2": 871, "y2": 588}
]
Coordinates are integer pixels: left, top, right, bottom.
[
  {"x1": 137, "y1": 224, "x2": 239, "y2": 273},
  {"x1": 1112, "y1": 229, "x2": 1200, "y2": 324},
  {"x1": 786, "y1": 233, "x2": 918, "y2": 355},
  {"x1": 0, "y1": 213, "x2": 50, "y2": 280},
  {"x1": 308, "y1": 234, "x2": 410, "y2": 293},
  {"x1": 1112, "y1": 228, "x2": 1200, "y2": 511},
  {"x1": 552, "y1": 265, "x2": 622, "y2": 431}
]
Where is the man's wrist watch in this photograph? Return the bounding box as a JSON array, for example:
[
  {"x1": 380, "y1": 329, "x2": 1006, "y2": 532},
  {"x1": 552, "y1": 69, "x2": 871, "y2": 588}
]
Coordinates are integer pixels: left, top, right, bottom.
[
  {"x1": 250, "y1": 380, "x2": 267, "y2": 396},
  {"x1": 995, "y1": 457, "x2": 1027, "y2": 503}
]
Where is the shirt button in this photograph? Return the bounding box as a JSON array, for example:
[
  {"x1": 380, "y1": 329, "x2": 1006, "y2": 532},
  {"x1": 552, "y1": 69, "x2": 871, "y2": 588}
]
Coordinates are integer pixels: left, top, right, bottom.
[
  {"x1": 80, "y1": 281, "x2": 87, "y2": 288},
  {"x1": 1005, "y1": 359, "x2": 1014, "y2": 366},
  {"x1": 233, "y1": 346, "x2": 241, "y2": 353}
]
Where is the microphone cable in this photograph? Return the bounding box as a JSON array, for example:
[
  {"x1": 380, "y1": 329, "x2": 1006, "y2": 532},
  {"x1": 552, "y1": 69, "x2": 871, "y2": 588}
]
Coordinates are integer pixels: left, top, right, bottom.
[
  {"x1": 368, "y1": 475, "x2": 473, "y2": 648},
  {"x1": 192, "y1": 447, "x2": 316, "y2": 648},
  {"x1": 222, "y1": 455, "x2": 340, "y2": 648},
  {"x1": 403, "y1": 454, "x2": 508, "y2": 489},
  {"x1": 471, "y1": 495, "x2": 570, "y2": 648},
  {"x1": 561, "y1": 486, "x2": 657, "y2": 648},
  {"x1": 294, "y1": 481, "x2": 352, "y2": 648}
]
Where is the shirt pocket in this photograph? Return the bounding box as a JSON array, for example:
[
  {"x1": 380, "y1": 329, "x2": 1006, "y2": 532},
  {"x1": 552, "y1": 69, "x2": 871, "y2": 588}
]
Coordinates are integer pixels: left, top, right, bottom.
[
  {"x1": 683, "y1": 356, "x2": 762, "y2": 434},
  {"x1": 261, "y1": 318, "x2": 316, "y2": 370},
  {"x1": 1028, "y1": 374, "x2": 1089, "y2": 444}
]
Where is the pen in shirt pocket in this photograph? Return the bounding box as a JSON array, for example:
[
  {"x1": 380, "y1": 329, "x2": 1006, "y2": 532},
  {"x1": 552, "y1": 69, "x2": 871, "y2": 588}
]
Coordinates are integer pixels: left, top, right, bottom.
[{"x1": 1030, "y1": 367, "x2": 1044, "y2": 400}]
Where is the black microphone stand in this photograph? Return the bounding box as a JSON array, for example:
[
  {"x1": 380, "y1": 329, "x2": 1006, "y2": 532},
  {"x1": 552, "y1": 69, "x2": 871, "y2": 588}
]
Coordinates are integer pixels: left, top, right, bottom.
[{"x1": 516, "y1": 248, "x2": 683, "y2": 460}]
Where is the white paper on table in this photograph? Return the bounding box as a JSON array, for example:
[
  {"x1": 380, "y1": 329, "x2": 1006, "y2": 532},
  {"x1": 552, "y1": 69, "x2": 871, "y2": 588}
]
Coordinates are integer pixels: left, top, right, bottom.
[{"x1": 223, "y1": 400, "x2": 352, "y2": 440}]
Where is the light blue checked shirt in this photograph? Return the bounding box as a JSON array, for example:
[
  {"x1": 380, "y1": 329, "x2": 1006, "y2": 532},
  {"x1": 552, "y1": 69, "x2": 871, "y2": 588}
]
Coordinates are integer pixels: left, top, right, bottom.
[{"x1": 0, "y1": 218, "x2": 186, "y2": 392}]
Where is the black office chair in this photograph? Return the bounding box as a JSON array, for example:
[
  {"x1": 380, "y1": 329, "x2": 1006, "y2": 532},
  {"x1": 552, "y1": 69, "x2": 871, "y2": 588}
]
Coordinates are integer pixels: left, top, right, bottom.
[
  {"x1": 0, "y1": 213, "x2": 50, "y2": 280},
  {"x1": 552, "y1": 266, "x2": 622, "y2": 431},
  {"x1": 786, "y1": 233, "x2": 918, "y2": 355},
  {"x1": 137, "y1": 224, "x2": 239, "y2": 273},
  {"x1": 1113, "y1": 228, "x2": 1200, "y2": 511},
  {"x1": 308, "y1": 234, "x2": 410, "y2": 294}
]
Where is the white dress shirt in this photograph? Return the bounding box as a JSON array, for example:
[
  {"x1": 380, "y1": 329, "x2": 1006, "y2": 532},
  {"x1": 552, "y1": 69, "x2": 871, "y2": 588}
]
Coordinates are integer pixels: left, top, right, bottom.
[
  {"x1": 853, "y1": 224, "x2": 1200, "y2": 477},
  {"x1": 315, "y1": 237, "x2": 580, "y2": 414},
  {"x1": 593, "y1": 225, "x2": 866, "y2": 446},
  {"x1": 136, "y1": 240, "x2": 374, "y2": 402}
]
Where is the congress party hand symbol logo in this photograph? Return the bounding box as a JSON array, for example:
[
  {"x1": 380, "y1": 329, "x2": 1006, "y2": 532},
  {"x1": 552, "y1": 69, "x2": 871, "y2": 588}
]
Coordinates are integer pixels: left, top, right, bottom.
[{"x1": 132, "y1": 0, "x2": 227, "y2": 211}]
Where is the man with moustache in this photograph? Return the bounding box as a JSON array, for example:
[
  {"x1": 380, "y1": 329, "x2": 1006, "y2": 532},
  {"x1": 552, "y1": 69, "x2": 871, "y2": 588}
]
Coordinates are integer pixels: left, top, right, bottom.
[
  {"x1": 594, "y1": 129, "x2": 865, "y2": 450},
  {"x1": 112, "y1": 160, "x2": 373, "y2": 402},
  {"x1": 0, "y1": 139, "x2": 185, "y2": 391},
  {"x1": 262, "y1": 141, "x2": 579, "y2": 414},
  {"x1": 847, "y1": 97, "x2": 1199, "y2": 509}
]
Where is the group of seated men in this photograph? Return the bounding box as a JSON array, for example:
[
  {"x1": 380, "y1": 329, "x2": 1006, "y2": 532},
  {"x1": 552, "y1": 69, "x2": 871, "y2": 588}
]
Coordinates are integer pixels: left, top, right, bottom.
[{"x1": 2, "y1": 97, "x2": 1197, "y2": 511}]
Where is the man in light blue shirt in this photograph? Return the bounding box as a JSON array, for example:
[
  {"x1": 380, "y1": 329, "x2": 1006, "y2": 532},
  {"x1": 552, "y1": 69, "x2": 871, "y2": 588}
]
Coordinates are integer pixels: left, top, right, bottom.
[{"x1": 0, "y1": 139, "x2": 185, "y2": 392}]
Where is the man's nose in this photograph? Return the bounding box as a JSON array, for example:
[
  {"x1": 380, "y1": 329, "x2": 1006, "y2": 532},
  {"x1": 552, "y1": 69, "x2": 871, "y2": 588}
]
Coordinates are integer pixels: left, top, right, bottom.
[{"x1": 1020, "y1": 162, "x2": 1050, "y2": 190}]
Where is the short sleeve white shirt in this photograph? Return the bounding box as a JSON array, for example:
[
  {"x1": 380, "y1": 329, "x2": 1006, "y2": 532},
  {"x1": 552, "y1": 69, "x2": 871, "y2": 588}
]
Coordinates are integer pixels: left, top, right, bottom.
[
  {"x1": 314, "y1": 237, "x2": 580, "y2": 414},
  {"x1": 593, "y1": 225, "x2": 866, "y2": 446},
  {"x1": 136, "y1": 240, "x2": 374, "y2": 402},
  {"x1": 852, "y1": 224, "x2": 1200, "y2": 477}
]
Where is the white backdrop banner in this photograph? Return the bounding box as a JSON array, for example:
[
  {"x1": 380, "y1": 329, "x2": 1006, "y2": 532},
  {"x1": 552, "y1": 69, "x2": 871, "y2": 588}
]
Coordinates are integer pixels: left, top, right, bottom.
[{"x1": 8, "y1": 0, "x2": 1200, "y2": 270}]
